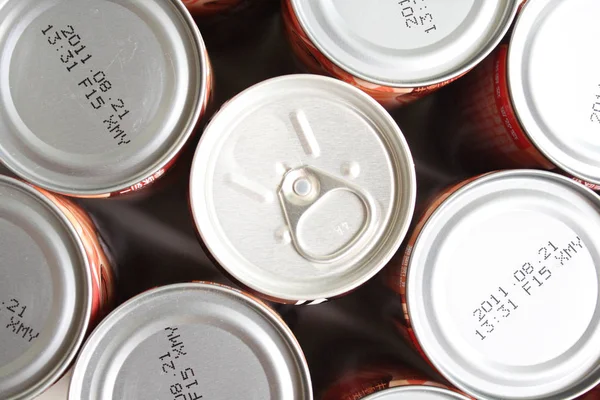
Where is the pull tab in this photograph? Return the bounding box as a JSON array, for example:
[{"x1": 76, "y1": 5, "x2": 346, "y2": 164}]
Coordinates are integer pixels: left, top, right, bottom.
[{"x1": 277, "y1": 166, "x2": 376, "y2": 263}]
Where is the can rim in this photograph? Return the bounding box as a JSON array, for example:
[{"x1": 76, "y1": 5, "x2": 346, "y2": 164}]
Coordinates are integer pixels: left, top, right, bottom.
[
  {"x1": 406, "y1": 170, "x2": 600, "y2": 400},
  {"x1": 507, "y1": 0, "x2": 600, "y2": 185},
  {"x1": 0, "y1": 176, "x2": 92, "y2": 400},
  {"x1": 0, "y1": 0, "x2": 210, "y2": 197},
  {"x1": 289, "y1": 0, "x2": 519, "y2": 88},
  {"x1": 68, "y1": 282, "x2": 313, "y2": 399},
  {"x1": 361, "y1": 385, "x2": 471, "y2": 400},
  {"x1": 189, "y1": 74, "x2": 416, "y2": 302}
]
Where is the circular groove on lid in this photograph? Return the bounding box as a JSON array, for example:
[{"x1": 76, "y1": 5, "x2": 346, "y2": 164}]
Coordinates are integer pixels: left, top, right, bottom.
[
  {"x1": 0, "y1": 176, "x2": 91, "y2": 400},
  {"x1": 508, "y1": 0, "x2": 600, "y2": 185},
  {"x1": 0, "y1": 0, "x2": 208, "y2": 195},
  {"x1": 290, "y1": 0, "x2": 518, "y2": 86},
  {"x1": 69, "y1": 283, "x2": 313, "y2": 400},
  {"x1": 189, "y1": 74, "x2": 416, "y2": 302},
  {"x1": 407, "y1": 170, "x2": 600, "y2": 400}
]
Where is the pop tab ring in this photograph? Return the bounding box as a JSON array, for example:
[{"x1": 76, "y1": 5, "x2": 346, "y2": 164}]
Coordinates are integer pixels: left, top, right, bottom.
[{"x1": 278, "y1": 165, "x2": 378, "y2": 263}]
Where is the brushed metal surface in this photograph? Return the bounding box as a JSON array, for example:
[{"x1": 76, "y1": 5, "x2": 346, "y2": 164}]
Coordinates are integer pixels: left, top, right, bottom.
[
  {"x1": 508, "y1": 0, "x2": 600, "y2": 185},
  {"x1": 407, "y1": 171, "x2": 600, "y2": 400},
  {"x1": 189, "y1": 75, "x2": 416, "y2": 302},
  {"x1": 69, "y1": 283, "x2": 312, "y2": 400},
  {"x1": 290, "y1": 0, "x2": 518, "y2": 86},
  {"x1": 0, "y1": 0, "x2": 208, "y2": 195},
  {"x1": 0, "y1": 177, "x2": 91, "y2": 400}
]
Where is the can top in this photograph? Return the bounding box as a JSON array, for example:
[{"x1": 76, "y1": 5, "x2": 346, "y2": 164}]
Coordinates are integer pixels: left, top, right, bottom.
[
  {"x1": 69, "y1": 282, "x2": 313, "y2": 400},
  {"x1": 289, "y1": 0, "x2": 518, "y2": 87},
  {"x1": 406, "y1": 171, "x2": 600, "y2": 400},
  {"x1": 362, "y1": 386, "x2": 470, "y2": 400},
  {"x1": 0, "y1": 0, "x2": 208, "y2": 196},
  {"x1": 0, "y1": 176, "x2": 91, "y2": 400},
  {"x1": 189, "y1": 75, "x2": 416, "y2": 302},
  {"x1": 509, "y1": 0, "x2": 600, "y2": 185}
]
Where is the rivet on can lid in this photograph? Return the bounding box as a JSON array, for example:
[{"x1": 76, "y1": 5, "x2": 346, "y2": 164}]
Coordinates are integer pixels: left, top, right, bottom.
[
  {"x1": 0, "y1": 176, "x2": 91, "y2": 400},
  {"x1": 189, "y1": 75, "x2": 416, "y2": 302},
  {"x1": 406, "y1": 170, "x2": 600, "y2": 400},
  {"x1": 508, "y1": 0, "x2": 600, "y2": 185},
  {"x1": 69, "y1": 283, "x2": 313, "y2": 400},
  {"x1": 0, "y1": 0, "x2": 209, "y2": 196},
  {"x1": 289, "y1": 0, "x2": 519, "y2": 87}
]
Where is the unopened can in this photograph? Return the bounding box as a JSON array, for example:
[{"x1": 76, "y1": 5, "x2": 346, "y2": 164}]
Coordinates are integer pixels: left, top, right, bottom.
[
  {"x1": 0, "y1": 0, "x2": 212, "y2": 198},
  {"x1": 0, "y1": 175, "x2": 115, "y2": 400},
  {"x1": 321, "y1": 363, "x2": 469, "y2": 400},
  {"x1": 388, "y1": 170, "x2": 600, "y2": 400},
  {"x1": 69, "y1": 282, "x2": 313, "y2": 399},
  {"x1": 448, "y1": 0, "x2": 600, "y2": 190},
  {"x1": 182, "y1": 0, "x2": 250, "y2": 16},
  {"x1": 282, "y1": 1, "x2": 518, "y2": 108},
  {"x1": 189, "y1": 74, "x2": 416, "y2": 304}
]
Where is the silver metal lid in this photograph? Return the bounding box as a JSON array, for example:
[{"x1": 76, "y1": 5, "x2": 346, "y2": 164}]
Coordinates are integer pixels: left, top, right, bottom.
[
  {"x1": 362, "y1": 386, "x2": 470, "y2": 400},
  {"x1": 508, "y1": 0, "x2": 600, "y2": 185},
  {"x1": 0, "y1": 0, "x2": 208, "y2": 196},
  {"x1": 289, "y1": 0, "x2": 518, "y2": 87},
  {"x1": 0, "y1": 176, "x2": 91, "y2": 400},
  {"x1": 69, "y1": 282, "x2": 313, "y2": 400},
  {"x1": 406, "y1": 170, "x2": 600, "y2": 400},
  {"x1": 189, "y1": 75, "x2": 416, "y2": 302}
]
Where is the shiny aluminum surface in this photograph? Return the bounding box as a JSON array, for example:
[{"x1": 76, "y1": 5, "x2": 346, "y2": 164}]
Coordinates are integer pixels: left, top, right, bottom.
[
  {"x1": 0, "y1": 176, "x2": 91, "y2": 400},
  {"x1": 189, "y1": 74, "x2": 416, "y2": 302},
  {"x1": 0, "y1": 0, "x2": 208, "y2": 196},
  {"x1": 289, "y1": 0, "x2": 518, "y2": 87},
  {"x1": 406, "y1": 171, "x2": 600, "y2": 400},
  {"x1": 69, "y1": 282, "x2": 312, "y2": 400},
  {"x1": 362, "y1": 386, "x2": 470, "y2": 400},
  {"x1": 508, "y1": 0, "x2": 600, "y2": 185}
]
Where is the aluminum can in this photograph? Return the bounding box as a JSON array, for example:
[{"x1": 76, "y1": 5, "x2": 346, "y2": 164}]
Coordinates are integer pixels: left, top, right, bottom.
[
  {"x1": 189, "y1": 74, "x2": 416, "y2": 304},
  {"x1": 0, "y1": 0, "x2": 212, "y2": 198},
  {"x1": 182, "y1": 0, "x2": 251, "y2": 16},
  {"x1": 69, "y1": 282, "x2": 313, "y2": 399},
  {"x1": 282, "y1": 0, "x2": 518, "y2": 108},
  {"x1": 321, "y1": 363, "x2": 469, "y2": 400},
  {"x1": 387, "y1": 170, "x2": 600, "y2": 400},
  {"x1": 359, "y1": 387, "x2": 471, "y2": 400},
  {"x1": 448, "y1": 0, "x2": 600, "y2": 190},
  {"x1": 0, "y1": 175, "x2": 115, "y2": 400}
]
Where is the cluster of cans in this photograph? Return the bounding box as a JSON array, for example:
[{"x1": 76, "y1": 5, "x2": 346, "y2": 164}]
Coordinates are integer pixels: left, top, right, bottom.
[{"x1": 1, "y1": 0, "x2": 599, "y2": 399}]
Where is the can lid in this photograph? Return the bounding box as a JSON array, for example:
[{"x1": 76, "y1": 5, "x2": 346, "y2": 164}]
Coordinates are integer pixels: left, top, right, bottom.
[
  {"x1": 362, "y1": 386, "x2": 470, "y2": 400},
  {"x1": 289, "y1": 0, "x2": 518, "y2": 87},
  {"x1": 406, "y1": 171, "x2": 600, "y2": 400},
  {"x1": 508, "y1": 0, "x2": 600, "y2": 185},
  {"x1": 0, "y1": 0, "x2": 208, "y2": 196},
  {"x1": 189, "y1": 75, "x2": 416, "y2": 302},
  {"x1": 0, "y1": 176, "x2": 91, "y2": 400},
  {"x1": 69, "y1": 283, "x2": 313, "y2": 399}
]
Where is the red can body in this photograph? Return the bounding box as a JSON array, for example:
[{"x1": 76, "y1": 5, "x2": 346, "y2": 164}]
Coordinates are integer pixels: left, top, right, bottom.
[
  {"x1": 35, "y1": 187, "x2": 116, "y2": 323},
  {"x1": 577, "y1": 385, "x2": 600, "y2": 400},
  {"x1": 182, "y1": 0, "x2": 251, "y2": 16},
  {"x1": 449, "y1": 45, "x2": 600, "y2": 191},
  {"x1": 321, "y1": 363, "x2": 467, "y2": 400}
]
